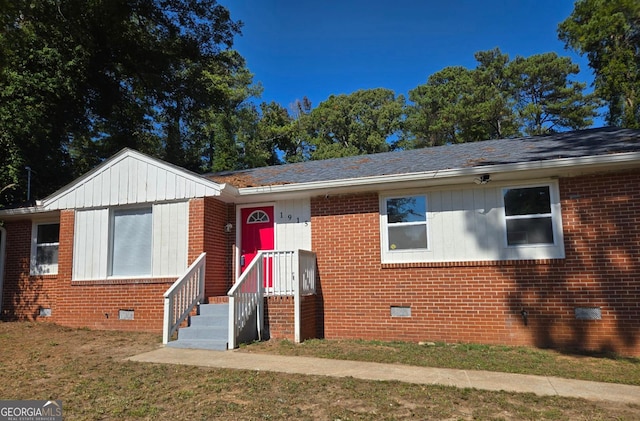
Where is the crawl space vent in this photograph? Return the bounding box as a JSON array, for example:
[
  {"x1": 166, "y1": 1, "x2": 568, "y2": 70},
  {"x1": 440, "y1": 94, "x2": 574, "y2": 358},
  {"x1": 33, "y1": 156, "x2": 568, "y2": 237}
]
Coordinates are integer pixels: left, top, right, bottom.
[
  {"x1": 39, "y1": 308, "x2": 52, "y2": 317},
  {"x1": 574, "y1": 307, "x2": 601, "y2": 320},
  {"x1": 390, "y1": 306, "x2": 411, "y2": 318},
  {"x1": 119, "y1": 309, "x2": 135, "y2": 320}
]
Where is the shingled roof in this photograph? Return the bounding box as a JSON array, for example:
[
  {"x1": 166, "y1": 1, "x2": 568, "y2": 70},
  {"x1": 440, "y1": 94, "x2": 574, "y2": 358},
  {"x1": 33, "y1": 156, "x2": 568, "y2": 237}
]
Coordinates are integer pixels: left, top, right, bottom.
[{"x1": 207, "y1": 127, "x2": 640, "y2": 188}]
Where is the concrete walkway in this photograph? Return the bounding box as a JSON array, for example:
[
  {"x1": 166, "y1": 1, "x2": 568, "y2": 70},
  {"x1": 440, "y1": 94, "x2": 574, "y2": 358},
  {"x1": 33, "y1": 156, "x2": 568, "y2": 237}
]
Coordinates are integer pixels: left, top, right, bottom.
[{"x1": 128, "y1": 347, "x2": 640, "y2": 405}]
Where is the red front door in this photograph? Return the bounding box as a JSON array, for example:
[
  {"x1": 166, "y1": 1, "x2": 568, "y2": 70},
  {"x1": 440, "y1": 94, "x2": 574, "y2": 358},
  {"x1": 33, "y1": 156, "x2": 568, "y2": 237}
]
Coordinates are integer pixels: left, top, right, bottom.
[{"x1": 240, "y1": 206, "x2": 275, "y2": 285}]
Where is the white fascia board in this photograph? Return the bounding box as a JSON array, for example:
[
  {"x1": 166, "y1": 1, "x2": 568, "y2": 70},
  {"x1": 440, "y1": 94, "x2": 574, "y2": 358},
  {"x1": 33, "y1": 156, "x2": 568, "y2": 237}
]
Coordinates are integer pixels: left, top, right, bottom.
[
  {"x1": 234, "y1": 152, "x2": 640, "y2": 201},
  {"x1": 0, "y1": 206, "x2": 58, "y2": 220}
]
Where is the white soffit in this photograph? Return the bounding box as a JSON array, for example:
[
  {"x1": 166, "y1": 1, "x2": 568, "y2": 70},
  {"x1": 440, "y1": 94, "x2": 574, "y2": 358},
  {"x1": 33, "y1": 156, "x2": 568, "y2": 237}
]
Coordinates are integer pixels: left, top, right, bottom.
[{"x1": 41, "y1": 149, "x2": 223, "y2": 210}]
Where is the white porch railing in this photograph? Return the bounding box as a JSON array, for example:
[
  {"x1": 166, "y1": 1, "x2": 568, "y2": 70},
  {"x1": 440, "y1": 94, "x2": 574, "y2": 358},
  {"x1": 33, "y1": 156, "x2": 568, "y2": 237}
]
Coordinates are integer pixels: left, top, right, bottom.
[
  {"x1": 227, "y1": 252, "x2": 265, "y2": 350},
  {"x1": 228, "y1": 249, "x2": 317, "y2": 349},
  {"x1": 162, "y1": 252, "x2": 206, "y2": 344}
]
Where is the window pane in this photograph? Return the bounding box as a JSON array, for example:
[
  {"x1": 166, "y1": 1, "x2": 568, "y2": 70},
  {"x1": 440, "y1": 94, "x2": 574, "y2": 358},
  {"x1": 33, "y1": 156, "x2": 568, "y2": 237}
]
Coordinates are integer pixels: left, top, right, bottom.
[
  {"x1": 504, "y1": 187, "x2": 551, "y2": 216},
  {"x1": 506, "y1": 217, "x2": 554, "y2": 245},
  {"x1": 388, "y1": 225, "x2": 428, "y2": 250},
  {"x1": 36, "y1": 244, "x2": 59, "y2": 266},
  {"x1": 37, "y1": 224, "x2": 59, "y2": 244},
  {"x1": 112, "y1": 208, "x2": 152, "y2": 276},
  {"x1": 387, "y1": 196, "x2": 426, "y2": 223}
]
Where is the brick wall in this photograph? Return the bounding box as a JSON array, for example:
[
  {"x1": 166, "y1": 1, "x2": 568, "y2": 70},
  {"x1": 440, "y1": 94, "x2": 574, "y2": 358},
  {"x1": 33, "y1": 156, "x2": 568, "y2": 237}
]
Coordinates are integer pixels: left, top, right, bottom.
[
  {"x1": 2, "y1": 219, "x2": 52, "y2": 320},
  {"x1": 310, "y1": 170, "x2": 640, "y2": 356},
  {"x1": 264, "y1": 294, "x2": 319, "y2": 341},
  {"x1": 265, "y1": 296, "x2": 294, "y2": 340},
  {"x1": 1, "y1": 197, "x2": 234, "y2": 333},
  {"x1": 1, "y1": 211, "x2": 174, "y2": 331},
  {"x1": 190, "y1": 197, "x2": 234, "y2": 298}
]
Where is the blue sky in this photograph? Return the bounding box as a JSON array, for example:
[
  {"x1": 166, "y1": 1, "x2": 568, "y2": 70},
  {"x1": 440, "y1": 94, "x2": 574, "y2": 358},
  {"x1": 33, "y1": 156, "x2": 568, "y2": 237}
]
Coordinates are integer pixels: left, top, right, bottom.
[{"x1": 228, "y1": 1, "x2": 591, "y2": 114}]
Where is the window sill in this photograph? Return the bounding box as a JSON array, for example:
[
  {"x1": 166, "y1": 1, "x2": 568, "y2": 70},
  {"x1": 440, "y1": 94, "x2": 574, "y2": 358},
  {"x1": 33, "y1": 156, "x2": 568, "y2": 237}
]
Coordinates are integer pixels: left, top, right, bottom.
[
  {"x1": 71, "y1": 277, "x2": 177, "y2": 286},
  {"x1": 29, "y1": 273, "x2": 58, "y2": 279},
  {"x1": 381, "y1": 258, "x2": 564, "y2": 269}
]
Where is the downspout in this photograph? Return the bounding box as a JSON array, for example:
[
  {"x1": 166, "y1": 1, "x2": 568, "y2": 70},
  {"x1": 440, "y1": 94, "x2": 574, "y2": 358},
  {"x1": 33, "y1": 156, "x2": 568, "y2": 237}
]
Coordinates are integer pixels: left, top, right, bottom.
[{"x1": 0, "y1": 226, "x2": 6, "y2": 316}]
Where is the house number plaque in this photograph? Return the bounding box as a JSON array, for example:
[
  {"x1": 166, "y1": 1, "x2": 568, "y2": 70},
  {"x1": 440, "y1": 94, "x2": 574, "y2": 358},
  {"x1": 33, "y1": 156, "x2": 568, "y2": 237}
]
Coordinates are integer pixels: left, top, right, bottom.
[{"x1": 279, "y1": 212, "x2": 309, "y2": 225}]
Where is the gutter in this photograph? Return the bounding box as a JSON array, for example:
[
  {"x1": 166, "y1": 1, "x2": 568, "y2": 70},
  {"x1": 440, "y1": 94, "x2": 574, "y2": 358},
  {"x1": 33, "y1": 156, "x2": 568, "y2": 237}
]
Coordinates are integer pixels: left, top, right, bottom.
[{"x1": 0, "y1": 205, "x2": 52, "y2": 218}]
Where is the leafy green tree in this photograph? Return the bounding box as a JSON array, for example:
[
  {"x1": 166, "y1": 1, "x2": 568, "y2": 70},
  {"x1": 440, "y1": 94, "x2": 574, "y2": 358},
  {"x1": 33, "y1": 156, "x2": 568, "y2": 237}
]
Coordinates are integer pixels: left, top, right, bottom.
[
  {"x1": 507, "y1": 52, "x2": 599, "y2": 135},
  {"x1": 558, "y1": 0, "x2": 640, "y2": 128},
  {"x1": 251, "y1": 101, "x2": 298, "y2": 167},
  {"x1": 404, "y1": 49, "x2": 521, "y2": 148},
  {"x1": 472, "y1": 48, "x2": 519, "y2": 139},
  {"x1": 302, "y1": 89, "x2": 405, "y2": 159},
  {"x1": 282, "y1": 97, "x2": 314, "y2": 163},
  {"x1": 0, "y1": 0, "x2": 251, "y2": 205},
  {"x1": 405, "y1": 66, "x2": 474, "y2": 147},
  {"x1": 404, "y1": 48, "x2": 597, "y2": 146},
  {"x1": 185, "y1": 50, "x2": 261, "y2": 172}
]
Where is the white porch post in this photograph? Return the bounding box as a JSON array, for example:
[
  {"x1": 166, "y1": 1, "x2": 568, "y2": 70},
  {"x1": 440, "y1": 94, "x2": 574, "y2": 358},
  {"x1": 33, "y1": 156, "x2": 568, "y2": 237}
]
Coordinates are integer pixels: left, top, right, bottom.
[
  {"x1": 227, "y1": 296, "x2": 236, "y2": 349},
  {"x1": 162, "y1": 295, "x2": 171, "y2": 344},
  {"x1": 294, "y1": 250, "x2": 301, "y2": 343},
  {"x1": 257, "y1": 257, "x2": 264, "y2": 341}
]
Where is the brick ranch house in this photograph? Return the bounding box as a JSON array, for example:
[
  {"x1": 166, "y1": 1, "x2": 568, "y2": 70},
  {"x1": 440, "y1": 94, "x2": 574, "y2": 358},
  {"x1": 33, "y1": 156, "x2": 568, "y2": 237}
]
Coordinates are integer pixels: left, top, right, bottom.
[{"x1": 1, "y1": 126, "x2": 639, "y2": 356}]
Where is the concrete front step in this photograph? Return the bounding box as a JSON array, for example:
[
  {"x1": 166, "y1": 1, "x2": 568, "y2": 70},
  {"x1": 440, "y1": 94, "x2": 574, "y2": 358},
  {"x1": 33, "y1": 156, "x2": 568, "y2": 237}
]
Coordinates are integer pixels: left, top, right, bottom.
[
  {"x1": 165, "y1": 338, "x2": 228, "y2": 351},
  {"x1": 177, "y1": 324, "x2": 227, "y2": 340},
  {"x1": 189, "y1": 315, "x2": 224, "y2": 327},
  {"x1": 198, "y1": 303, "x2": 229, "y2": 316},
  {"x1": 166, "y1": 303, "x2": 229, "y2": 351}
]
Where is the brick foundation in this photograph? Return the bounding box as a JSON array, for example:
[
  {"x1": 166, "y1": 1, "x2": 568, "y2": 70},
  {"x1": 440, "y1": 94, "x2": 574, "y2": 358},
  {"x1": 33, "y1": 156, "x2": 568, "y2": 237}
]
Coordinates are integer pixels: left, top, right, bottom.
[{"x1": 264, "y1": 294, "x2": 320, "y2": 341}]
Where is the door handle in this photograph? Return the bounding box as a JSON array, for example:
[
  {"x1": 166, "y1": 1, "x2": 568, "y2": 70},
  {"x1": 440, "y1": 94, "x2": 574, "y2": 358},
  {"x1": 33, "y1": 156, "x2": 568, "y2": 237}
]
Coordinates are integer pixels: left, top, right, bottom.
[{"x1": 240, "y1": 255, "x2": 245, "y2": 267}]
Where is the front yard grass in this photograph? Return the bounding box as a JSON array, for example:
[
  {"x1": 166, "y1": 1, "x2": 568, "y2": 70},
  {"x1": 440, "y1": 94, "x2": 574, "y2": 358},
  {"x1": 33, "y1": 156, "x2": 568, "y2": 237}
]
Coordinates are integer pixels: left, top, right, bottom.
[
  {"x1": 240, "y1": 338, "x2": 640, "y2": 386},
  {"x1": 1, "y1": 322, "x2": 638, "y2": 420}
]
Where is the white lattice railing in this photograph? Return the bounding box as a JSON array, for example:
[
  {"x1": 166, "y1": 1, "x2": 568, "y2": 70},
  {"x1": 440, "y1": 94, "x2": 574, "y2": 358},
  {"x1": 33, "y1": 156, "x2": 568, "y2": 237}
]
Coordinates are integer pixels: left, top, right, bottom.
[
  {"x1": 162, "y1": 252, "x2": 206, "y2": 344},
  {"x1": 228, "y1": 249, "x2": 317, "y2": 349}
]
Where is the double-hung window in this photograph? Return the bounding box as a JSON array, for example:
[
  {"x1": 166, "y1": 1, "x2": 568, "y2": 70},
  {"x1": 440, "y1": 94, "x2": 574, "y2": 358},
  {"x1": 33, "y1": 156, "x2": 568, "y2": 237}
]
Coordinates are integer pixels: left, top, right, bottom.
[
  {"x1": 384, "y1": 195, "x2": 428, "y2": 251},
  {"x1": 110, "y1": 207, "x2": 152, "y2": 277},
  {"x1": 503, "y1": 185, "x2": 555, "y2": 246},
  {"x1": 31, "y1": 223, "x2": 60, "y2": 275}
]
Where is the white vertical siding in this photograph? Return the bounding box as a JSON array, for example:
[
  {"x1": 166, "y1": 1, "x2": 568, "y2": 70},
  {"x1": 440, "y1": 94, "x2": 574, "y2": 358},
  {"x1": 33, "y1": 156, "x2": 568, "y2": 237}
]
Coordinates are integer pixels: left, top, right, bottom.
[
  {"x1": 72, "y1": 202, "x2": 188, "y2": 280},
  {"x1": 429, "y1": 187, "x2": 501, "y2": 261},
  {"x1": 147, "y1": 164, "x2": 158, "y2": 201},
  {"x1": 381, "y1": 182, "x2": 564, "y2": 263},
  {"x1": 152, "y1": 201, "x2": 188, "y2": 276},
  {"x1": 275, "y1": 199, "x2": 312, "y2": 250},
  {"x1": 42, "y1": 150, "x2": 221, "y2": 210},
  {"x1": 101, "y1": 167, "x2": 112, "y2": 207},
  {"x1": 73, "y1": 208, "x2": 109, "y2": 280}
]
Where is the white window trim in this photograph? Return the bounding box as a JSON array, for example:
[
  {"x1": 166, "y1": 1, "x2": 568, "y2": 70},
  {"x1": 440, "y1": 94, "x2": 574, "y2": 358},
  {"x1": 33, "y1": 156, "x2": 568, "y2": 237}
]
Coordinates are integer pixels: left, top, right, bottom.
[
  {"x1": 500, "y1": 182, "x2": 563, "y2": 249},
  {"x1": 30, "y1": 221, "x2": 60, "y2": 276},
  {"x1": 379, "y1": 193, "x2": 432, "y2": 263}
]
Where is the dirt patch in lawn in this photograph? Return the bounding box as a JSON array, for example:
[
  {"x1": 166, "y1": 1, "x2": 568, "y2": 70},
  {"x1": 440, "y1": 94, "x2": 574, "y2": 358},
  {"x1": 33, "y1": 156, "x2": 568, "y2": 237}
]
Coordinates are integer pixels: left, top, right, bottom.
[{"x1": 1, "y1": 322, "x2": 639, "y2": 420}]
